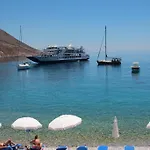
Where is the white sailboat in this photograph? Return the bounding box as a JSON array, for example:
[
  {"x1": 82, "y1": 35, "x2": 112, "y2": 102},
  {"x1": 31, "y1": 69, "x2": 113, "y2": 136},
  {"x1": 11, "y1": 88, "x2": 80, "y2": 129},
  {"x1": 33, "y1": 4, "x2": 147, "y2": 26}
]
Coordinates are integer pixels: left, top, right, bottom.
[
  {"x1": 18, "y1": 62, "x2": 30, "y2": 70},
  {"x1": 17, "y1": 26, "x2": 30, "y2": 70}
]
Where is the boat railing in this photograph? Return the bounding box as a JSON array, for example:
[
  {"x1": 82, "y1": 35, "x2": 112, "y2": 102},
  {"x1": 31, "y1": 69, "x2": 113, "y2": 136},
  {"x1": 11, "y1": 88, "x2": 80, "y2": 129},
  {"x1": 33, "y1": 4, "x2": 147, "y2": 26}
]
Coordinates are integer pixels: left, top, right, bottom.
[{"x1": 107, "y1": 56, "x2": 121, "y2": 61}]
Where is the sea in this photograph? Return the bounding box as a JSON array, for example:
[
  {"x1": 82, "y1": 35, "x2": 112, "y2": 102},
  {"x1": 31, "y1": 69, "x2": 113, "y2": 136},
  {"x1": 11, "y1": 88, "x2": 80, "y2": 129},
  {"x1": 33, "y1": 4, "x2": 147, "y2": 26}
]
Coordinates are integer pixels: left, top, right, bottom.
[{"x1": 0, "y1": 50, "x2": 150, "y2": 147}]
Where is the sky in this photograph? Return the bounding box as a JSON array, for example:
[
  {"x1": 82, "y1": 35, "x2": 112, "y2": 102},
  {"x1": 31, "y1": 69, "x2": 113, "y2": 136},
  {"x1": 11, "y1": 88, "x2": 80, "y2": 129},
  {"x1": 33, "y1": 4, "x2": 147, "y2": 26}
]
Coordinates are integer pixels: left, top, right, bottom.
[{"x1": 0, "y1": 0, "x2": 150, "y2": 53}]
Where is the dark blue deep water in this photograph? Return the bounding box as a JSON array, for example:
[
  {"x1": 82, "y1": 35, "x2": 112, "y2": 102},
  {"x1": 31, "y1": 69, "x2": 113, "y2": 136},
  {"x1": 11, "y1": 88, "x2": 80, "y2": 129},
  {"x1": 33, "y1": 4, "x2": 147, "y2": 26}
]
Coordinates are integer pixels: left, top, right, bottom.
[{"x1": 0, "y1": 51, "x2": 150, "y2": 146}]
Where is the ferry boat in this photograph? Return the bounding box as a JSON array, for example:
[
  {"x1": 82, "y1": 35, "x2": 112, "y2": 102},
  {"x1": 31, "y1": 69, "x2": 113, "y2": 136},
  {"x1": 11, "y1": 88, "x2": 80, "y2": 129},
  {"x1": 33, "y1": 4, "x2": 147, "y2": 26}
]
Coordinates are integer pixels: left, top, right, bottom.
[{"x1": 27, "y1": 44, "x2": 89, "y2": 63}]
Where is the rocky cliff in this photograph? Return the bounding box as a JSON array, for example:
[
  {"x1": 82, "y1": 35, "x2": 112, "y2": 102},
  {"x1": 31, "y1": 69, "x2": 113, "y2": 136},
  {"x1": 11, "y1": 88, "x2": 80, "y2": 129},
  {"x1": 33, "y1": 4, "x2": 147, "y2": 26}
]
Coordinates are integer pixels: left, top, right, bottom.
[{"x1": 0, "y1": 29, "x2": 40, "y2": 57}]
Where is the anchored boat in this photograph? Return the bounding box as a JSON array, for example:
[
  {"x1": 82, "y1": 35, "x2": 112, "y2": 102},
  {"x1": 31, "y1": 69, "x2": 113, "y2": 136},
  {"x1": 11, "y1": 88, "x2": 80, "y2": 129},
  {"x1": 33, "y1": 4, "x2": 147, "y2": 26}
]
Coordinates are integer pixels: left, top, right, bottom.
[
  {"x1": 131, "y1": 62, "x2": 140, "y2": 73},
  {"x1": 97, "y1": 26, "x2": 121, "y2": 65},
  {"x1": 27, "y1": 44, "x2": 89, "y2": 64},
  {"x1": 17, "y1": 26, "x2": 30, "y2": 70}
]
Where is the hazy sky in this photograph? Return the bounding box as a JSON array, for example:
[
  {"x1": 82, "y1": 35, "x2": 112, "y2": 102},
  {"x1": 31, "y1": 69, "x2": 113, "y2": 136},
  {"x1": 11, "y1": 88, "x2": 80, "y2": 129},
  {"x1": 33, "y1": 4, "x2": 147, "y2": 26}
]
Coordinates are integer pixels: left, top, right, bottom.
[{"x1": 0, "y1": 0, "x2": 150, "y2": 52}]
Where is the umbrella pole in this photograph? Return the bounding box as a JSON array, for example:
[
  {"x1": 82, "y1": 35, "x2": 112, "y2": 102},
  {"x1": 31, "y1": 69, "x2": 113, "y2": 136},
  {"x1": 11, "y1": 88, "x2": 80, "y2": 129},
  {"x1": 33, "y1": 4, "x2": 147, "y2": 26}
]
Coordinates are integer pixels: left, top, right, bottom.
[
  {"x1": 25, "y1": 130, "x2": 27, "y2": 146},
  {"x1": 25, "y1": 130, "x2": 30, "y2": 147}
]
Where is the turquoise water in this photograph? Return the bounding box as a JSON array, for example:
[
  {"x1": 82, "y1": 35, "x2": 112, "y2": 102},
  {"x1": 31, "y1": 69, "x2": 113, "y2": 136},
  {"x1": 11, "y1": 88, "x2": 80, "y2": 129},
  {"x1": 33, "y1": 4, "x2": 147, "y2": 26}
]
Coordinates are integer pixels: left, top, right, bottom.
[{"x1": 0, "y1": 51, "x2": 150, "y2": 146}]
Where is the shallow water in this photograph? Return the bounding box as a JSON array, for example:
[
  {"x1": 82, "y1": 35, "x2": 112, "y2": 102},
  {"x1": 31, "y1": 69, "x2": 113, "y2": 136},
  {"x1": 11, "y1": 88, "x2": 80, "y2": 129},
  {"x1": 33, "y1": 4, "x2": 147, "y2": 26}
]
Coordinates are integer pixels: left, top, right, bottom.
[{"x1": 0, "y1": 52, "x2": 150, "y2": 146}]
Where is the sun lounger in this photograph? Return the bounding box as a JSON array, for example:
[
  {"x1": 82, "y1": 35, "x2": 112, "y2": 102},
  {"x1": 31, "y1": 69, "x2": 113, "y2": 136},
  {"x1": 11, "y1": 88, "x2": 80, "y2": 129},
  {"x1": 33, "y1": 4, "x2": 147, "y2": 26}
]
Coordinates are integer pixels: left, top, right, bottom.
[
  {"x1": 76, "y1": 146, "x2": 88, "y2": 150},
  {"x1": 30, "y1": 146, "x2": 43, "y2": 150},
  {"x1": 30, "y1": 143, "x2": 46, "y2": 150},
  {"x1": 30, "y1": 148, "x2": 41, "y2": 150},
  {"x1": 97, "y1": 145, "x2": 108, "y2": 150},
  {"x1": 56, "y1": 146, "x2": 67, "y2": 150},
  {"x1": 124, "y1": 146, "x2": 134, "y2": 150},
  {"x1": 12, "y1": 144, "x2": 23, "y2": 150},
  {"x1": 0, "y1": 147, "x2": 12, "y2": 150},
  {"x1": 0, "y1": 144, "x2": 23, "y2": 150}
]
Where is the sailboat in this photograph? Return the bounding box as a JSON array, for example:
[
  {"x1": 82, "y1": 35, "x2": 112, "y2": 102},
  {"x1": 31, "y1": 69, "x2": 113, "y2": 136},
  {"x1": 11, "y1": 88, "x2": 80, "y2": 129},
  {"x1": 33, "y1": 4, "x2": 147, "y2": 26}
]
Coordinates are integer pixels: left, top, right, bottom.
[
  {"x1": 97, "y1": 26, "x2": 121, "y2": 65},
  {"x1": 17, "y1": 26, "x2": 30, "y2": 70}
]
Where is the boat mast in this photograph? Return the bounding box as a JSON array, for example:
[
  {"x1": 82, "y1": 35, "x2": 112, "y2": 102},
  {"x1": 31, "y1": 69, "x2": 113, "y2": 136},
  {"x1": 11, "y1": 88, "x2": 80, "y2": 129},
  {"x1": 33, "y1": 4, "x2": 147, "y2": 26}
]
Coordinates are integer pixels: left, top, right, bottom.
[
  {"x1": 20, "y1": 25, "x2": 22, "y2": 43},
  {"x1": 18, "y1": 25, "x2": 22, "y2": 57},
  {"x1": 105, "y1": 25, "x2": 107, "y2": 60}
]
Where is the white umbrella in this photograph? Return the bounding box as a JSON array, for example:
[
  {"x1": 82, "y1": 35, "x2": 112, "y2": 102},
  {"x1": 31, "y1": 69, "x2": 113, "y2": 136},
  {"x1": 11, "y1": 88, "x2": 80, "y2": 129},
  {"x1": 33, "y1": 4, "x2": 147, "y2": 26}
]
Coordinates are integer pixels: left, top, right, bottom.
[
  {"x1": 0, "y1": 123, "x2": 2, "y2": 128},
  {"x1": 146, "y1": 122, "x2": 150, "y2": 129},
  {"x1": 11, "y1": 117, "x2": 42, "y2": 130},
  {"x1": 11, "y1": 117, "x2": 42, "y2": 144},
  {"x1": 112, "y1": 116, "x2": 119, "y2": 138},
  {"x1": 48, "y1": 114, "x2": 82, "y2": 130}
]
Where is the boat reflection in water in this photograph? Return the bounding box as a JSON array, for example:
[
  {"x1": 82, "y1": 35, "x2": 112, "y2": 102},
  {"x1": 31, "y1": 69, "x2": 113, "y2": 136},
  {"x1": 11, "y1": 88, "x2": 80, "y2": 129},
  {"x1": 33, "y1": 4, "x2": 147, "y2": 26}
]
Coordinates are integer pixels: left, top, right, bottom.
[
  {"x1": 29, "y1": 60, "x2": 90, "y2": 82},
  {"x1": 97, "y1": 64, "x2": 121, "y2": 94}
]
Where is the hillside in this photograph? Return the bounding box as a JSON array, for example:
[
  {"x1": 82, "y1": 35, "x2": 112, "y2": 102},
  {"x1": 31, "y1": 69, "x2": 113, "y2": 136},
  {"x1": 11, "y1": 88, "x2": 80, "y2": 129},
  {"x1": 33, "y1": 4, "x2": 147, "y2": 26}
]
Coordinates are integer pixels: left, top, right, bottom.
[{"x1": 0, "y1": 29, "x2": 40, "y2": 57}]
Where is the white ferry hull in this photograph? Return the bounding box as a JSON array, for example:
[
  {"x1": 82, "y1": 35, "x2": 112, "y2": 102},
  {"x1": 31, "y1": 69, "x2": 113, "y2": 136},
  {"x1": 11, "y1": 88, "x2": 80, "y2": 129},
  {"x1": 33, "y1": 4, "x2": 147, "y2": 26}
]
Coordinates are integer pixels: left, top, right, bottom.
[
  {"x1": 27, "y1": 56, "x2": 89, "y2": 63},
  {"x1": 27, "y1": 44, "x2": 89, "y2": 64}
]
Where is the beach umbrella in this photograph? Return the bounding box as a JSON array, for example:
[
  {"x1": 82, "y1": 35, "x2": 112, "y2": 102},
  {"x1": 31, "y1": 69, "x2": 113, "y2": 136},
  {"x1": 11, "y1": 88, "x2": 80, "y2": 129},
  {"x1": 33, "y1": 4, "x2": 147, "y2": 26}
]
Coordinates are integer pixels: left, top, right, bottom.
[
  {"x1": 146, "y1": 122, "x2": 150, "y2": 129},
  {"x1": 112, "y1": 116, "x2": 119, "y2": 138},
  {"x1": 48, "y1": 114, "x2": 82, "y2": 130},
  {"x1": 11, "y1": 117, "x2": 42, "y2": 130},
  {"x1": 11, "y1": 117, "x2": 42, "y2": 144},
  {"x1": 0, "y1": 123, "x2": 2, "y2": 128}
]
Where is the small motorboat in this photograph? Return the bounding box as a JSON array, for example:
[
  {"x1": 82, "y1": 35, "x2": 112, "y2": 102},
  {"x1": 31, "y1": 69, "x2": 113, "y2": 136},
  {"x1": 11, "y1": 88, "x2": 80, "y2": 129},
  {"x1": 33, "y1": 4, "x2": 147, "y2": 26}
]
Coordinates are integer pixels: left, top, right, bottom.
[
  {"x1": 131, "y1": 62, "x2": 140, "y2": 73},
  {"x1": 18, "y1": 62, "x2": 30, "y2": 70}
]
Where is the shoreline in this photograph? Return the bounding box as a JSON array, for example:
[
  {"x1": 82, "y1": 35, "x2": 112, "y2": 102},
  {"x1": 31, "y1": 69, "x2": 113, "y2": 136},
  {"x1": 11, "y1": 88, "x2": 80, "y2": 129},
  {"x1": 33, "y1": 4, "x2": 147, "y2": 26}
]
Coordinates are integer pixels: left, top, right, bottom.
[
  {"x1": 0, "y1": 56, "x2": 27, "y2": 62},
  {"x1": 1, "y1": 128, "x2": 150, "y2": 147}
]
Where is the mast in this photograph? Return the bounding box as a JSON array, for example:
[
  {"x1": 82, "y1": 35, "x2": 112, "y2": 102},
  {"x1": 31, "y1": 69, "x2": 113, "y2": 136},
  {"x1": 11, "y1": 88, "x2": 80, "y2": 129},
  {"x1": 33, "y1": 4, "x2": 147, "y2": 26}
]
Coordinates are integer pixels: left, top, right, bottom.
[
  {"x1": 20, "y1": 25, "x2": 22, "y2": 43},
  {"x1": 18, "y1": 25, "x2": 22, "y2": 58},
  {"x1": 105, "y1": 25, "x2": 107, "y2": 60}
]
